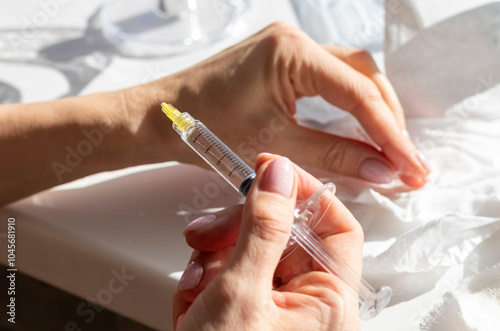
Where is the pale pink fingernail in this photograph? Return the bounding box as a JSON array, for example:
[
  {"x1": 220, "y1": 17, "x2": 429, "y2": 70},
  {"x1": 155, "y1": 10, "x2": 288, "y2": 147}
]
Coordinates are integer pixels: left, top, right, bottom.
[
  {"x1": 184, "y1": 214, "x2": 216, "y2": 233},
  {"x1": 416, "y1": 150, "x2": 432, "y2": 173},
  {"x1": 178, "y1": 261, "x2": 204, "y2": 291},
  {"x1": 359, "y1": 159, "x2": 394, "y2": 184},
  {"x1": 176, "y1": 313, "x2": 185, "y2": 329},
  {"x1": 260, "y1": 157, "x2": 294, "y2": 197}
]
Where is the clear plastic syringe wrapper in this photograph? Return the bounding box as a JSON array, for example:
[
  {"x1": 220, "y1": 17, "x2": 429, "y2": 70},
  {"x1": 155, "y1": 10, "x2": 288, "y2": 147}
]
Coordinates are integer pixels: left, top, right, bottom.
[{"x1": 160, "y1": 101, "x2": 392, "y2": 319}]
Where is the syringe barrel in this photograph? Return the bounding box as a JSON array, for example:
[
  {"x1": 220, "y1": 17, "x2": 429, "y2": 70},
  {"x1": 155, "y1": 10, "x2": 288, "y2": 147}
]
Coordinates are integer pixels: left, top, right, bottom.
[{"x1": 175, "y1": 115, "x2": 255, "y2": 196}]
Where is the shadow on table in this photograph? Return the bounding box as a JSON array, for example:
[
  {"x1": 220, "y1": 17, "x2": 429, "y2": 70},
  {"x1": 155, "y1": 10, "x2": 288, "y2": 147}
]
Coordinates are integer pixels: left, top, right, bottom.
[{"x1": 0, "y1": 6, "x2": 173, "y2": 104}]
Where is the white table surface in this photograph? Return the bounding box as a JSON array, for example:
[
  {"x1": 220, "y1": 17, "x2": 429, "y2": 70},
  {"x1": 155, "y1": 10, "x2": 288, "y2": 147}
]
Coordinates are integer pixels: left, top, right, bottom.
[
  {"x1": 0, "y1": 1, "x2": 299, "y2": 330},
  {"x1": 4, "y1": 2, "x2": 494, "y2": 331}
]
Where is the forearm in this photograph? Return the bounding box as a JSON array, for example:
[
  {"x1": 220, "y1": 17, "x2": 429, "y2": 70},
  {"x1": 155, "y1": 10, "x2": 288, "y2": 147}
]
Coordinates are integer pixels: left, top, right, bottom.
[{"x1": 0, "y1": 87, "x2": 172, "y2": 206}]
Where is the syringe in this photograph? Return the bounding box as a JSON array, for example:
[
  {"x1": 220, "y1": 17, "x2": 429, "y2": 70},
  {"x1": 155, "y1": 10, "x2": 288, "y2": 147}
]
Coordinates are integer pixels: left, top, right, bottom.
[{"x1": 160, "y1": 100, "x2": 391, "y2": 319}]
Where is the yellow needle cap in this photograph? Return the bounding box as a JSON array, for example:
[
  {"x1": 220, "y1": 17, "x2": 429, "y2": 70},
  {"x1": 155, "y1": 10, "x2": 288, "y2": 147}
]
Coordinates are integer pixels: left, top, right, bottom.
[
  {"x1": 160, "y1": 102, "x2": 194, "y2": 133},
  {"x1": 161, "y1": 103, "x2": 183, "y2": 125}
]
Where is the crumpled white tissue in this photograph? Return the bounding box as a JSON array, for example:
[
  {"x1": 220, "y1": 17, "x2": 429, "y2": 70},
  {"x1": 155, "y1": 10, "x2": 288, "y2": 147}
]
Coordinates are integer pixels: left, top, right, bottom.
[
  {"x1": 296, "y1": 0, "x2": 500, "y2": 329},
  {"x1": 421, "y1": 263, "x2": 500, "y2": 331}
]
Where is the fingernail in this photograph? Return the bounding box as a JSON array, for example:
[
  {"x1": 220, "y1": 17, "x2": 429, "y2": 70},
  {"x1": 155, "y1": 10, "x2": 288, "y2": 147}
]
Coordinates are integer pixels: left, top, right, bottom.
[
  {"x1": 416, "y1": 150, "x2": 432, "y2": 173},
  {"x1": 399, "y1": 173, "x2": 428, "y2": 188},
  {"x1": 260, "y1": 157, "x2": 294, "y2": 197},
  {"x1": 184, "y1": 214, "x2": 216, "y2": 234},
  {"x1": 359, "y1": 159, "x2": 394, "y2": 184},
  {"x1": 178, "y1": 261, "x2": 203, "y2": 291},
  {"x1": 176, "y1": 313, "x2": 185, "y2": 329}
]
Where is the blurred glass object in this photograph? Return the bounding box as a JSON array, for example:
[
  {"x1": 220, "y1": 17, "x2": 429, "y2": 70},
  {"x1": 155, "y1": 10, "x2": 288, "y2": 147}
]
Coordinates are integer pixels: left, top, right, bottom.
[
  {"x1": 100, "y1": 0, "x2": 251, "y2": 57},
  {"x1": 290, "y1": 0, "x2": 385, "y2": 51}
]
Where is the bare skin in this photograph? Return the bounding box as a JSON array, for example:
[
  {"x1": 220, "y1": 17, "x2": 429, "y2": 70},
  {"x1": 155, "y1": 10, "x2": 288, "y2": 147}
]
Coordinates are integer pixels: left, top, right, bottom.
[
  {"x1": 0, "y1": 23, "x2": 429, "y2": 206},
  {"x1": 173, "y1": 153, "x2": 364, "y2": 330}
]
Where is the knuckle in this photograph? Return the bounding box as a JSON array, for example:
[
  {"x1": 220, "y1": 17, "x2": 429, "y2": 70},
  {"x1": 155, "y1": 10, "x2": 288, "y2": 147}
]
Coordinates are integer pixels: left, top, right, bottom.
[
  {"x1": 252, "y1": 216, "x2": 290, "y2": 243},
  {"x1": 322, "y1": 291, "x2": 345, "y2": 321},
  {"x1": 318, "y1": 139, "x2": 356, "y2": 174},
  {"x1": 348, "y1": 79, "x2": 383, "y2": 114},
  {"x1": 215, "y1": 273, "x2": 241, "y2": 302},
  {"x1": 265, "y1": 21, "x2": 292, "y2": 31},
  {"x1": 355, "y1": 79, "x2": 382, "y2": 102},
  {"x1": 352, "y1": 49, "x2": 376, "y2": 66},
  {"x1": 351, "y1": 221, "x2": 364, "y2": 245},
  {"x1": 304, "y1": 288, "x2": 346, "y2": 329},
  {"x1": 324, "y1": 293, "x2": 347, "y2": 328},
  {"x1": 250, "y1": 200, "x2": 293, "y2": 242},
  {"x1": 215, "y1": 274, "x2": 261, "y2": 316},
  {"x1": 262, "y1": 22, "x2": 309, "y2": 52}
]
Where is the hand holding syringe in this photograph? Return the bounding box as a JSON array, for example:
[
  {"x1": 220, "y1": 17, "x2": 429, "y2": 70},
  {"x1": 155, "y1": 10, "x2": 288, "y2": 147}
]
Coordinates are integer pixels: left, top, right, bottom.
[{"x1": 159, "y1": 100, "x2": 391, "y2": 319}]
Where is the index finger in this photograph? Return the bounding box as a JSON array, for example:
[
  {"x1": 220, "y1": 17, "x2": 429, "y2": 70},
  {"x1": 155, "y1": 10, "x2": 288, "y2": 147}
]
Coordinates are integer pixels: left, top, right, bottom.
[
  {"x1": 272, "y1": 28, "x2": 429, "y2": 181},
  {"x1": 322, "y1": 45, "x2": 406, "y2": 130},
  {"x1": 306, "y1": 47, "x2": 426, "y2": 178}
]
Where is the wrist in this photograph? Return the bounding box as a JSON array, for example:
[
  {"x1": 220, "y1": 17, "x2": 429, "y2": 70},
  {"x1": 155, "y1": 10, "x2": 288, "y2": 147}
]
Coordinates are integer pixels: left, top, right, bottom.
[
  {"x1": 118, "y1": 77, "x2": 183, "y2": 166},
  {"x1": 68, "y1": 91, "x2": 140, "y2": 171}
]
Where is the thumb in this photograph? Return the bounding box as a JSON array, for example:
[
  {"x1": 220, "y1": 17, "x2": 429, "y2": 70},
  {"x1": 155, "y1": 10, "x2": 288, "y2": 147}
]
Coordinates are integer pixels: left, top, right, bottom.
[{"x1": 224, "y1": 155, "x2": 297, "y2": 287}]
